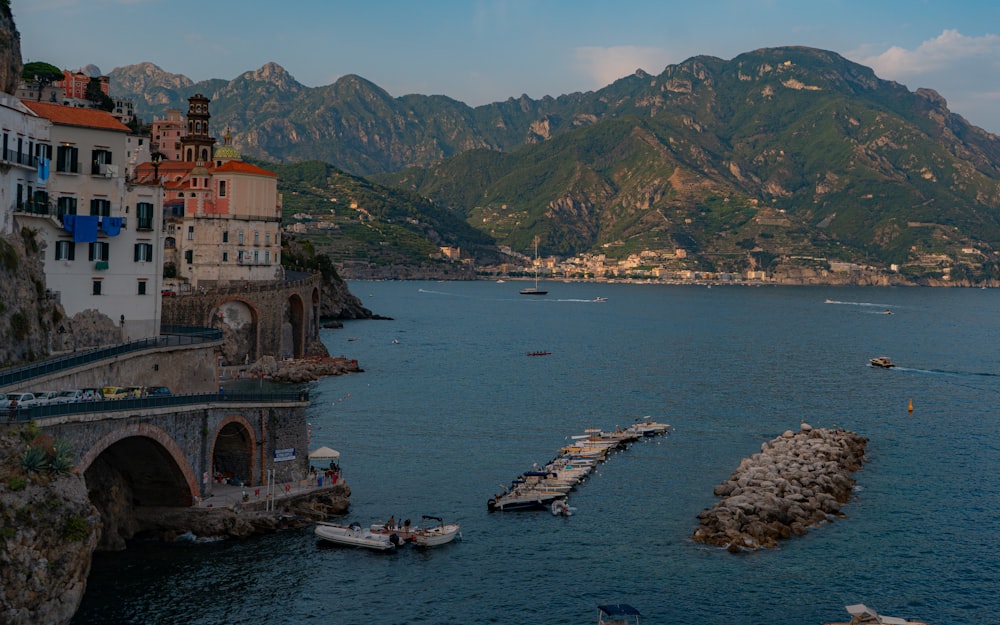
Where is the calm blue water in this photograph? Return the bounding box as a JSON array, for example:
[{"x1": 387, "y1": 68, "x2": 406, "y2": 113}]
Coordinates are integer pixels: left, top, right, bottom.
[{"x1": 74, "y1": 282, "x2": 1000, "y2": 625}]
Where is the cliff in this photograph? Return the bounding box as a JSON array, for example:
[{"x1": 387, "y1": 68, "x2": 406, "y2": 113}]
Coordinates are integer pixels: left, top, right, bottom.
[{"x1": 0, "y1": 425, "x2": 101, "y2": 625}]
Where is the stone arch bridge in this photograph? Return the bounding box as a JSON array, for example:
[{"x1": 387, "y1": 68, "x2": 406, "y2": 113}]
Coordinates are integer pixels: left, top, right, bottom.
[{"x1": 161, "y1": 272, "x2": 322, "y2": 365}]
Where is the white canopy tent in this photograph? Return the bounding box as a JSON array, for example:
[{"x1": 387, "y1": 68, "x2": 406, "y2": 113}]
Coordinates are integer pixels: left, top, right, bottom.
[{"x1": 308, "y1": 446, "x2": 340, "y2": 461}]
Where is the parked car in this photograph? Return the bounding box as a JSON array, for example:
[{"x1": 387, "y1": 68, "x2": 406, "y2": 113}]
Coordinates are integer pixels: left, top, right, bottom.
[
  {"x1": 146, "y1": 386, "x2": 172, "y2": 397},
  {"x1": 32, "y1": 391, "x2": 60, "y2": 405},
  {"x1": 51, "y1": 389, "x2": 84, "y2": 404},
  {"x1": 102, "y1": 386, "x2": 129, "y2": 400},
  {"x1": 5, "y1": 392, "x2": 38, "y2": 411}
]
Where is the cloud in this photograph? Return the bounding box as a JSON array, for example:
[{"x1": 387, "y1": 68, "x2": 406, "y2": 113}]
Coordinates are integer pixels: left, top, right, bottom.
[
  {"x1": 574, "y1": 46, "x2": 673, "y2": 88},
  {"x1": 855, "y1": 29, "x2": 1000, "y2": 77}
]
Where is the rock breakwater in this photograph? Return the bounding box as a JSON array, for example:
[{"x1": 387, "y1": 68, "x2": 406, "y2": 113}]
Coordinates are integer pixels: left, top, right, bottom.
[{"x1": 693, "y1": 423, "x2": 868, "y2": 552}]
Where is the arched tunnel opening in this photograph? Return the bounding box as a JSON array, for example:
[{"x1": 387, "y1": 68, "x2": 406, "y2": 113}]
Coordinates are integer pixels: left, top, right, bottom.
[
  {"x1": 83, "y1": 436, "x2": 193, "y2": 551},
  {"x1": 212, "y1": 422, "x2": 254, "y2": 486}
]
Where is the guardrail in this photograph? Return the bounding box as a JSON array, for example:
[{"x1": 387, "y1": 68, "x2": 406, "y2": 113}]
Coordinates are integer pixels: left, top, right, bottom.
[
  {"x1": 0, "y1": 327, "x2": 222, "y2": 388},
  {"x1": 1, "y1": 389, "x2": 309, "y2": 423}
]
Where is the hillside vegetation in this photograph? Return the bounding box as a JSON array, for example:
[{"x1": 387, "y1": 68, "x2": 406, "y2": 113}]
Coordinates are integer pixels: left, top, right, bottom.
[{"x1": 109, "y1": 46, "x2": 1000, "y2": 282}]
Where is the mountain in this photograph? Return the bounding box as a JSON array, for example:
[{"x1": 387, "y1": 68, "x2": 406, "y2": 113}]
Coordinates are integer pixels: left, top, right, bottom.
[{"x1": 108, "y1": 47, "x2": 1000, "y2": 282}]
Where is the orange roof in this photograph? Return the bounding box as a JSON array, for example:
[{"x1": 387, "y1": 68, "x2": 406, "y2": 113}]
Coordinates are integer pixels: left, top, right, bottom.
[
  {"x1": 22, "y1": 100, "x2": 131, "y2": 133},
  {"x1": 213, "y1": 160, "x2": 277, "y2": 177}
]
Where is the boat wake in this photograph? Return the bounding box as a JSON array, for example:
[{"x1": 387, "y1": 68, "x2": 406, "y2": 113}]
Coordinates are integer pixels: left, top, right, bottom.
[
  {"x1": 894, "y1": 366, "x2": 1000, "y2": 379},
  {"x1": 824, "y1": 298, "x2": 897, "y2": 309}
]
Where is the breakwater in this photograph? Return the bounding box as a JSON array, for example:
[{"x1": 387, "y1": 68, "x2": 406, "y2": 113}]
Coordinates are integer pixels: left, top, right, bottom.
[{"x1": 693, "y1": 423, "x2": 868, "y2": 552}]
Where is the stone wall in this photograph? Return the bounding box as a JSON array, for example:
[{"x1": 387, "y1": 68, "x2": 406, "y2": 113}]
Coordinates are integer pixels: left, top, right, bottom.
[{"x1": 6, "y1": 343, "x2": 221, "y2": 395}]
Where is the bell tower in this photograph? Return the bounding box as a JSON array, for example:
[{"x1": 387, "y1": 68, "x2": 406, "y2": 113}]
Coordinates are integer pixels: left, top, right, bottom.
[{"x1": 180, "y1": 93, "x2": 216, "y2": 163}]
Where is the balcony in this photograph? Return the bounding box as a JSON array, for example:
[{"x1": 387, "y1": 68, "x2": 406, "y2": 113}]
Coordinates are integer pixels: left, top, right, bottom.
[{"x1": 95, "y1": 261, "x2": 109, "y2": 271}]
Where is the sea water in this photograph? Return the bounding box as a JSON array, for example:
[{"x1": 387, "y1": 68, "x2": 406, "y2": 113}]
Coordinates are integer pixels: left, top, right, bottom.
[{"x1": 73, "y1": 282, "x2": 1000, "y2": 625}]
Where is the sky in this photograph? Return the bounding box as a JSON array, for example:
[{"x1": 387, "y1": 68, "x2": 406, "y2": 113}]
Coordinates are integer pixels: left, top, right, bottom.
[{"x1": 16, "y1": 0, "x2": 1000, "y2": 134}]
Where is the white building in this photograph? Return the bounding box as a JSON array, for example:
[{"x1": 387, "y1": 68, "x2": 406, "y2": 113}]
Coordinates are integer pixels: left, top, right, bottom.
[
  {"x1": 0, "y1": 94, "x2": 50, "y2": 235},
  {"x1": 15, "y1": 100, "x2": 164, "y2": 340}
]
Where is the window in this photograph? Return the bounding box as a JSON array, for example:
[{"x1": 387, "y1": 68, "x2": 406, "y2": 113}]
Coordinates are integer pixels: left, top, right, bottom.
[
  {"x1": 265, "y1": 250, "x2": 270, "y2": 264},
  {"x1": 238, "y1": 230, "x2": 244, "y2": 244},
  {"x1": 219, "y1": 180, "x2": 227, "y2": 197},
  {"x1": 55, "y1": 240, "x2": 75, "y2": 261},
  {"x1": 133, "y1": 243, "x2": 153, "y2": 262},
  {"x1": 187, "y1": 225, "x2": 194, "y2": 240},
  {"x1": 92, "y1": 280, "x2": 102, "y2": 295},
  {"x1": 89, "y1": 198, "x2": 111, "y2": 216},
  {"x1": 253, "y1": 250, "x2": 259, "y2": 264},
  {"x1": 56, "y1": 145, "x2": 79, "y2": 173},
  {"x1": 265, "y1": 232, "x2": 271, "y2": 245},
  {"x1": 137, "y1": 280, "x2": 147, "y2": 295},
  {"x1": 222, "y1": 251, "x2": 229, "y2": 262},
  {"x1": 254, "y1": 231, "x2": 260, "y2": 245},
  {"x1": 88, "y1": 242, "x2": 110, "y2": 261},
  {"x1": 136, "y1": 202, "x2": 154, "y2": 230},
  {"x1": 222, "y1": 231, "x2": 229, "y2": 243},
  {"x1": 91, "y1": 148, "x2": 112, "y2": 175},
  {"x1": 57, "y1": 196, "x2": 77, "y2": 217},
  {"x1": 184, "y1": 250, "x2": 193, "y2": 264}
]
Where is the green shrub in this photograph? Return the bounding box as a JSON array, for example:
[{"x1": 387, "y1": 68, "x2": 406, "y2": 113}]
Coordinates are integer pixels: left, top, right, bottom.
[
  {"x1": 6, "y1": 476, "x2": 26, "y2": 491},
  {"x1": 49, "y1": 440, "x2": 74, "y2": 475},
  {"x1": 10, "y1": 311, "x2": 29, "y2": 340},
  {"x1": 0, "y1": 239, "x2": 17, "y2": 271},
  {"x1": 62, "y1": 515, "x2": 90, "y2": 542},
  {"x1": 19, "y1": 421, "x2": 41, "y2": 442}
]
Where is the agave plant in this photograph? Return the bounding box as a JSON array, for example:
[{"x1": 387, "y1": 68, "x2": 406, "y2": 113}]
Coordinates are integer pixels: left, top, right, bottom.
[
  {"x1": 19, "y1": 446, "x2": 49, "y2": 473},
  {"x1": 48, "y1": 439, "x2": 75, "y2": 475}
]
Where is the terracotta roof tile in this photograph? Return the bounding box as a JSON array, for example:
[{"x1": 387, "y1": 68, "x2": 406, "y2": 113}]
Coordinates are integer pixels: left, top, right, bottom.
[
  {"x1": 213, "y1": 160, "x2": 277, "y2": 177},
  {"x1": 21, "y1": 100, "x2": 131, "y2": 133}
]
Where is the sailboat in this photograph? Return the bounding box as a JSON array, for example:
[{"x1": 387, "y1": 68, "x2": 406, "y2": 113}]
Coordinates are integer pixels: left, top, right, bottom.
[{"x1": 520, "y1": 236, "x2": 548, "y2": 296}]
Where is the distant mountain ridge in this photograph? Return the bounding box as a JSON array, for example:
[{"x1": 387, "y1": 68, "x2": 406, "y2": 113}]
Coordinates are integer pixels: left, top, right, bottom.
[{"x1": 109, "y1": 47, "x2": 1000, "y2": 282}]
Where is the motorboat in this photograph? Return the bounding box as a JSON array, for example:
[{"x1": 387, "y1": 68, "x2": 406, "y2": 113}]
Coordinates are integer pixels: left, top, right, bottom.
[
  {"x1": 314, "y1": 521, "x2": 399, "y2": 551},
  {"x1": 823, "y1": 604, "x2": 928, "y2": 625},
  {"x1": 488, "y1": 487, "x2": 566, "y2": 512},
  {"x1": 870, "y1": 356, "x2": 895, "y2": 368},
  {"x1": 550, "y1": 499, "x2": 575, "y2": 516},
  {"x1": 593, "y1": 296, "x2": 608, "y2": 302},
  {"x1": 628, "y1": 418, "x2": 672, "y2": 437},
  {"x1": 526, "y1": 351, "x2": 551, "y2": 357},
  {"x1": 411, "y1": 515, "x2": 462, "y2": 547},
  {"x1": 598, "y1": 603, "x2": 642, "y2": 625}
]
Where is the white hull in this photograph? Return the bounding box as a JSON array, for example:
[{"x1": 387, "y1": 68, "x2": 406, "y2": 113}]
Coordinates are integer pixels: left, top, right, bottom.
[
  {"x1": 314, "y1": 522, "x2": 397, "y2": 551},
  {"x1": 412, "y1": 523, "x2": 461, "y2": 547}
]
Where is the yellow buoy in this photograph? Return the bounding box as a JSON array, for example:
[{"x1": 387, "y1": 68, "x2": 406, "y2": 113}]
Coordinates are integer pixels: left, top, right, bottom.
[{"x1": 908, "y1": 398, "x2": 914, "y2": 413}]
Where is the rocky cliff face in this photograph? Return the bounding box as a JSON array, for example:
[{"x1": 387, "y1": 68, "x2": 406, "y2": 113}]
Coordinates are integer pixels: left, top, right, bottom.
[
  {"x1": 0, "y1": 426, "x2": 101, "y2": 625},
  {"x1": 0, "y1": 1, "x2": 22, "y2": 95},
  {"x1": 0, "y1": 231, "x2": 128, "y2": 367}
]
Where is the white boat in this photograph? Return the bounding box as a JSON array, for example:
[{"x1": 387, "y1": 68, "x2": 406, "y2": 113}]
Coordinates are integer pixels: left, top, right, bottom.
[
  {"x1": 314, "y1": 521, "x2": 399, "y2": 551},
  {"x1": 870, "y1": 356, "x2": 895, "y2": 368},
  {"x1": 598, "y1": 603, "x2": 641, "y2": 625},
  {"x1": 593, "y1": 296, "x2": 608, "y2": 302},
  {"x1": 550, "y1": 499, "x2": 575, "y2": 516},
  {"x1": 520, "y1": 236, "x2": 548, "y2": 296},
  {"x1": 488, "y1": 487, "x2": 566, "y2": 511},
  {"x1": 411, "y1": 515, "x2": 462, "y2": 547},
  {"x1": 823, "y1": 604, "x2": 928, "y2": 625}
]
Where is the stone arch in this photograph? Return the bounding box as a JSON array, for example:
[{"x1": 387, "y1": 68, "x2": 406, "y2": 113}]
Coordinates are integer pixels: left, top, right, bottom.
[
  {"x1": 210, "y1": 297, "x2": 260, "y2": 365},
  {"x1": 79, "y1": 422, "x2": 197, "y2": 507},
  {"x1": 283, "y1": 293, "x2": 306, "y2": 358},
  {"x1": 209, "y1": 414, "x2": 258, "y2": 488}
]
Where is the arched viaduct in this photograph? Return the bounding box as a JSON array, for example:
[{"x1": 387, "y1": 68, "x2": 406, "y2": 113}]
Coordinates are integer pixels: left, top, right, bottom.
[
  {"x1": 160, "y1": 273, "x2": 322, "y2": 365},
  {"x1": 38, "y1": 397, "x2": 310, "y2": 508}
]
